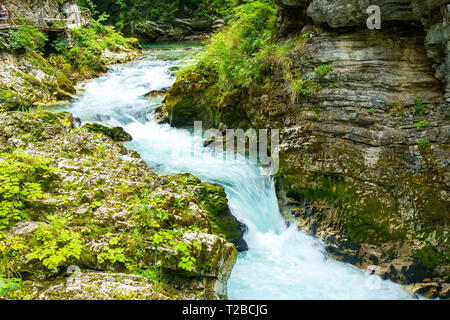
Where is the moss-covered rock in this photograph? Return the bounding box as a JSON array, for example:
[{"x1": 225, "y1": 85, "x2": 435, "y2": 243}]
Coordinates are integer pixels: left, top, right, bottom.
[
  {"x1": 82, "y1": 123, "x2": 132, "y2": 142},
  {"x1": 161, "y1": 66, "x2": 219, "y2": 127},
  {"x1": 0, "y1": 111, "x2": 239, "y2": 300}
]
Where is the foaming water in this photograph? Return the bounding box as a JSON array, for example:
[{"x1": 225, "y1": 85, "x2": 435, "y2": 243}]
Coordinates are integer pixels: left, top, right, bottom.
[{"x1": 51, "y1": 45, "x2": 413, "y2": 300}]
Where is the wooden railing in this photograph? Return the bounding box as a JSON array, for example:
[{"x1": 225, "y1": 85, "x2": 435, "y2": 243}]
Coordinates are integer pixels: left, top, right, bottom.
[{"x1": 0, "y1": 7, "x2": 91, "y2": 31}]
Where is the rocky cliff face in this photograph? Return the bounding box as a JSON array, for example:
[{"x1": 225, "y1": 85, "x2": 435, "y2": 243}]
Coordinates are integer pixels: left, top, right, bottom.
[
  {"x1": 2, "y1": 0, "x2": 67, "y2": 16},
  {"x1": 276, "y1": 0, "x2": 449, "y2": 101},
  {"x1": 0, "y1": 111, "x2": 241, "y2": 299},
  {"x1": 131, "y1": 17, "x2": 225, "y2": 42},
  {"x1": 161, "y1": 0, "x2": 449, "y2": 298}
]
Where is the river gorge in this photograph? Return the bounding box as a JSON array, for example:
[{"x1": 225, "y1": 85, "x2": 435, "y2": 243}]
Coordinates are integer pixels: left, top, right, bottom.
[
  {"x1": 48, "y1": 44, "x2": 415, "y2": 299},
  {"x1": 0, "y1": 0, "x2": 448, "y2": 301}
]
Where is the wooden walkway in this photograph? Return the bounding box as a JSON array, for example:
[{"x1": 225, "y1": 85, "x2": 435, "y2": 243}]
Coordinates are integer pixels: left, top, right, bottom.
[{"x1": 0, "y1": 7, "x2": 91, "y2": 32}]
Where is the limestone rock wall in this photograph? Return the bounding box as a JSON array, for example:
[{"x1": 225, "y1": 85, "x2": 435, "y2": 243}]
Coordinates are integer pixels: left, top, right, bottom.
[
  {"x1": 272, "y1": 0, "x2": 449, "y2": 298},
  {"x1": 277, "y1": 0, "x2": 449, "y2": 101},
  {"x1": 1, "y1": 0, "x2": 77, "y2": 20}
]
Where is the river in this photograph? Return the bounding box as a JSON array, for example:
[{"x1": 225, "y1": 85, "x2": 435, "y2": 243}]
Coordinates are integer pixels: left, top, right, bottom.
[{"x1": 49, "y1": 43, "x2": 414, "y2": 299}]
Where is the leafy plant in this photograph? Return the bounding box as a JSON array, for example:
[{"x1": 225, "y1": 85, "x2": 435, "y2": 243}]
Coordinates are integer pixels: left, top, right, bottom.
[
  {"x1": 0, "y1": 235, "x2": 25, "y2": 277},
  {"x1": 417, "y1": 139, "x2": 430, "y2": 149},
  {"x1": 190, "y1": 0, "x2": 278, "y2": 93},
  {"x1": 28, "y1": 214, "x2": 84, "y2": 272},
  {"x1": 97, "y1": 237, "x2": 128, "y2": 264},
  {"x1": 138, "y1": 267, "x2": 161, "y2": 281},
  {"x1": 0, "y1": 277, "x2": 21, "y2": 298},
  {"x1": 51, "y1": 39, "x2": 67, "y2": 52},
  {"x1": 6, "y1": 26, "x2": 48, "y2": 52},
  {"x1": 314, "y1": 64, "x2": 333, "y2": 76},
  {"x1": 0, "y1": 150, "x2": 59, "y2": 231},
  {"x1": 413, "y1": 96, "x2": 427, "y2": 115},
  {"x1": 414, "y1": 120, "x2": 428, "y2": 130}
]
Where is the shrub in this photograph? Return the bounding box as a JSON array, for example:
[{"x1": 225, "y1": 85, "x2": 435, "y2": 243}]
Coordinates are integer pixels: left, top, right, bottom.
[
  {"x1": 314, "y1": 64, "x2": 333, "y2": 76},
  {"x1": 417, "y1": 139, "x2": 430, "y2": 149},
  {"x1": 413, "y1": 96, "x2": 427, "y2": 115},
  {"x1": 194, "y1": 0, "x2": 277, "y2": 91},
  {"x1": 6, "y1": 26, "x2": 48, "y2": 52},
  {"x1": 27, "y1": 214, "x2": 84, "y2": 273},
  {"x1": 91, "y1": 0, "x2": 234, "y2": 25}
]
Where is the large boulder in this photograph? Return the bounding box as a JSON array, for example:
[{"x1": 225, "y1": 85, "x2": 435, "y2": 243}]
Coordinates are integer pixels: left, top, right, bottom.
[{"x1": 0, "y1": 111, "x2": 243, "y2": 300}]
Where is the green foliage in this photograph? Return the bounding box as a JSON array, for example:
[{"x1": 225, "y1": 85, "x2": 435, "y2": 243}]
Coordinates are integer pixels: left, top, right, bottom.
[
  {"x1": 413, "y1": 245, "x2": 442, "y2": 274},
  {"x1": 175, "y1": 1, "x2": 326, "y2": 115},
  {"x1": 0, "y1": 150, "x2": 59, "y2": 231},
  {"x1": 90, "y1": 0, "x2": 234, "y2": 25},
  {"x1": 97, "y1": 237, "x2": 128, "y2": 264},
  {"x1": 417, "y1": 139, "x2": 430, "y2": 149},
  {"x1": 95, "y1": 190, "x2": 207, "y2": 273},
  {"x1": 314, "y1": 64, "x2": 333, "y2": 76},
  {"x1": 1, "y1": 17, "x2": 134, "y2": 110},
  {"x1": 137, "y1": 267, "x2": 161, "y2": 281},
  {"x1": 79, "y1": 0, "x2": 99, "y2": 15},
  {"x1": 0, "y1": 277, "x2": 21, "y2": 298},
  {"x1": 48, "y1": 18, "x2": 137, "y2": 81},
  {"x1": 0, "y1": 235, "x2": 25, "y2": 277},
  {"x1": 290, "y1": 79, "x2": 306, "y2": 94},
  {"x1": 0, "y1": 26, "x2": 48, "y2": 52},
  {"x1": 414, "y1": 120, "x2": 428, "y2": 130},
  {"x1": 28, "y1": 214, "x2": 84, "y2": 272},
  {"x1": 190, "y1": 0, "x2": 277, "y2": 93},
  {"x1": 91, "y1": 200, "x2": 102, "y2": 209},
  {"x1": 51, "y1": 39, "x2": 67, "y2": 53},
  {"x1": 413, "y1": 96, "x2": 427, "y2": 115}
]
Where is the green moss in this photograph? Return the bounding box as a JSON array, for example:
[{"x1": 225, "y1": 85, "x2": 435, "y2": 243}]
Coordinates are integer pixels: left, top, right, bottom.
[
  {"x1": 199, "y1": 184, "x2": 228, "y2": 215},
  {"x1": 0, "y1": 88, "x2": 33, "y2": 111},
  {"x1": 282, "y1": 172, "x2": 406, "y2": 245},
  {"x1": 413, "y1": 245, "x2": 448, "y2": 276}
]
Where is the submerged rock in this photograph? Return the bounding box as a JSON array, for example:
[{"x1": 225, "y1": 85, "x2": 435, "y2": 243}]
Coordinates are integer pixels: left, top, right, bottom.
[{"x1": 153, "y1": 105, "x2": 170, "y2": 125}]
